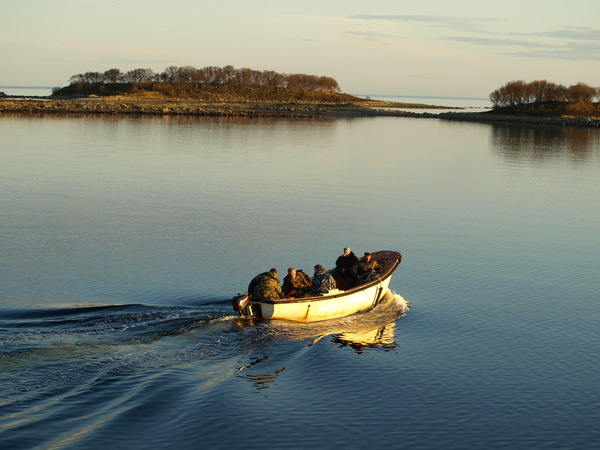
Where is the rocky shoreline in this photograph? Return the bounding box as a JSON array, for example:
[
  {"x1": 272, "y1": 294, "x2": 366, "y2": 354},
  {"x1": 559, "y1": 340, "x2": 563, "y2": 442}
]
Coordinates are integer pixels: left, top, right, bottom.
[
  {"x1": 1, "y1": 97, "x2": 599, "y2": 127},
  {"x1": 438, "y1": 111, "x2": 600, "y2": 128},
  {"x1": 0, "y1": 98, "x2": 421, "y2": 118}
]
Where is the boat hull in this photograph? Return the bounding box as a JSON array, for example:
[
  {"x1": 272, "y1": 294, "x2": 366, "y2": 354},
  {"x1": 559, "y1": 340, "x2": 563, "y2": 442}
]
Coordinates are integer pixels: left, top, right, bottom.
[{"x1": 237, "y1": 251, "x2": 401, "y2": 323}]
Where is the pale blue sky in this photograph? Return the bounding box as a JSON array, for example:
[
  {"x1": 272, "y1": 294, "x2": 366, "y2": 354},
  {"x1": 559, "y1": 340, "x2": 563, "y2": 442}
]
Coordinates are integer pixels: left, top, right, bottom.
[{"x1": 2, "y1": 0, "x2": 599, "y2": 97}]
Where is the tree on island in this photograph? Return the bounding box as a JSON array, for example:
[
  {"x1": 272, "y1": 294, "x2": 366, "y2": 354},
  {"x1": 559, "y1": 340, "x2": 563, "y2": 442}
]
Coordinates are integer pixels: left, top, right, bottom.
[
  {"x1": 489, "y1": 80, "x2": 600, "y2": 118},
  {"x1": 54, "y1": 65, "x2": 350, "y2": 102},
  {"x1": 490, "y1": 80, "x2": 599, "y2": 107}
]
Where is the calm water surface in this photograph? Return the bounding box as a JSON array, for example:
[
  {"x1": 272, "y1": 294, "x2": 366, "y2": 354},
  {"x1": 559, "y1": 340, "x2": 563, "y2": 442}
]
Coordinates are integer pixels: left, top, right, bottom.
[{"x1": 1, "y1": 113, "x2": 599, "y2": 449}]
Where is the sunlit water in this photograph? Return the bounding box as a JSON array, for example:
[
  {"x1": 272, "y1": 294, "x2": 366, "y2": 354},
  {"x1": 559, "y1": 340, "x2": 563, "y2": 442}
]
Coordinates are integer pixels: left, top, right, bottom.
[
  {"x1": 1, "y1": 113, "x2": 599, "y2": 449},
  {"x1": 355, "y1": 94, "x2": 492, "y2": 114}
]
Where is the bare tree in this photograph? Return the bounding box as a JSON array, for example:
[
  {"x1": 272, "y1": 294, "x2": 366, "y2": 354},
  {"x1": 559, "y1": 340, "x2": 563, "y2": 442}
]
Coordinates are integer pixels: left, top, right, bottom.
[
  {"x1": 545, "y1": 83, "x2": 568, "y2": 102},
  {"x1": 567, "y1": 82, "x2": 596, "y2": 103},
  {"x1": 160, "y1": 66, "x2": 179, "y2": 83},
  {"x1": 529, "y1": 80, "x2": 553, "y2": 103},
  {"x1": 489, "y1": 79, "x2": 598, "y2": 107},
  {"x1": 65, "y1": 65, "x2": 344, "y2": 100},
  {"x1": 103, "y1": 68, "x2": 121, "y2": 83},
  {"x1": 123, "y1": 68, "x2": 155, "y2": 83}
]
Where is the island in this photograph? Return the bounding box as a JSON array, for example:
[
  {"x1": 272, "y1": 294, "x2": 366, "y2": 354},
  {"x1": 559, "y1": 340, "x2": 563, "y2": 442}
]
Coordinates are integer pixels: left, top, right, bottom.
[{"x1": 440, "y1": 79, "x2": 600, "y2": 128}]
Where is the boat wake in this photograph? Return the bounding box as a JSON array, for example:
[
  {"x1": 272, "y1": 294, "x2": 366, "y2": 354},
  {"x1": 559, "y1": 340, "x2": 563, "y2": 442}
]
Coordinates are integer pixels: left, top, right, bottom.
[
  {"x1": 0, "y1": 292, "x2": 411, "y2": 443},
  {"x1": 0, "y1": 291, "x2": 409, "y2": 379}
]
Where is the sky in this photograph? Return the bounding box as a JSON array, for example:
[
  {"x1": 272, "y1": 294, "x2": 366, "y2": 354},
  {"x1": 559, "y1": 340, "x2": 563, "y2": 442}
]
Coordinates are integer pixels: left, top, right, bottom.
[{"x1": 2, "y1": 0, "x2": 599, "y2": 98}]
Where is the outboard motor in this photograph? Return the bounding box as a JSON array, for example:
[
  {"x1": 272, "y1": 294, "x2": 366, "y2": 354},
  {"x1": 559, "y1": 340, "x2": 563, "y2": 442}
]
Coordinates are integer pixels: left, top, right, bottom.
[{"x1": 232, "y1": 293, "x2": 253, "y2": 318}]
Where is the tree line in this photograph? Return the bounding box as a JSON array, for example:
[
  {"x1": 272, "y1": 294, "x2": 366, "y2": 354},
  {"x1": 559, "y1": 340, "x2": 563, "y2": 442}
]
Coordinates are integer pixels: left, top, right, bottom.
[
  {"x1": 490, "y1": 80, "x2": 600, "y2": 108},
  {"x1": 67, "y1": 65, "x2": 341, "y2": 94}
]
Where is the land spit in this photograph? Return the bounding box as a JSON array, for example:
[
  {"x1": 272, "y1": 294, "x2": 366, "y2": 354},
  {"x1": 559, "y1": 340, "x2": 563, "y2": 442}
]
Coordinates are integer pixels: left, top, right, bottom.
[
  {"x1": 1, "y1": 98, "x2": 598, "y2": 127},
  {"x1": 0, "y1": 98, "x2": 438, "y2": 118}
]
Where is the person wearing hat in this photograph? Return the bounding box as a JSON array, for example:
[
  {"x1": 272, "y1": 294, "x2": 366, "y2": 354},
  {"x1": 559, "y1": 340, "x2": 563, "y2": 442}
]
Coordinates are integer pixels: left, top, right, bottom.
[{"x1": 334, "y1": 247, "x2": 359, "y2": 289}]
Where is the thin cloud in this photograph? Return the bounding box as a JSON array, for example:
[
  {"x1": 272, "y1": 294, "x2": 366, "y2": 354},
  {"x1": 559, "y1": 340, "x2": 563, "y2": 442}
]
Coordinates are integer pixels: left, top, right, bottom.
[
  {"x1": 449, "y1": 36, "x2": 599, "y2": 60},
  {"x1": 349, "y1": 14, "x2": 500, "y2": 34},
  {"x1": 342, "y1": 30, "x2": 405, "y2": 42},
  {"x1": 446, "y1": 36, "x2": 556, "y2": 49},
  {"x1": 530, "y1": 27, "x2": 600, "y2": 41},
  {"x1": 510, "y1": 42, "x2": 600, "y2": 60}
]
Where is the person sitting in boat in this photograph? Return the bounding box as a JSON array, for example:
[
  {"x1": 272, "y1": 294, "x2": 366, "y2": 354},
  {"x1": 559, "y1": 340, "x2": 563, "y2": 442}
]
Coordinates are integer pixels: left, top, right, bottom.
[
  {"x1": 282, "y1": 267, "x2": 312, "y2": 298},
  {"x1": 334, "y1": 247, "x2": 359, "y2": 289},
  {"x1": 311, "y1": 264, "x2": 337, "y2": 294},
  {"x1": 351, "y1": 252, "x2": 381, "y2": 283},
  {"x1": 248, "y1": 268, "x2": 283, "y2": 300}
]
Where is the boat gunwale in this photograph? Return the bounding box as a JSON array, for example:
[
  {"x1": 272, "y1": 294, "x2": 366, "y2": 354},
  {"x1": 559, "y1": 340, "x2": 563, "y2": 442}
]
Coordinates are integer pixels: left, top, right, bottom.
[{"x1": 254, "y1": 251, "x2": 401, "y2": 305}]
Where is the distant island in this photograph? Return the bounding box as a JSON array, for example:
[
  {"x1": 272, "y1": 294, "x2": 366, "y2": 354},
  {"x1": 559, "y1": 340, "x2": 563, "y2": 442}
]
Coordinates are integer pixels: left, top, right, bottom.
[
  {"x1": 438, "y1": 79, "x2": 598, "y2": 128},
  {"x1": 487, "y1": 79, "x2": 600, "y2": 118},
  {"x1": 52, "y1": 65, "x2": 355, "y2": 103},
  {"x1": 1, "y1": 67, "x2": 599, "y2": 127}
]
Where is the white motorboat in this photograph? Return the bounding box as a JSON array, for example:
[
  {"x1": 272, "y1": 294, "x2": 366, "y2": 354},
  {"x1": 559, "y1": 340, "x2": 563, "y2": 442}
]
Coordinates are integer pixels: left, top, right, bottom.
[{"x1": 232, "y1": 250, "x2": 402, "y2": 322}]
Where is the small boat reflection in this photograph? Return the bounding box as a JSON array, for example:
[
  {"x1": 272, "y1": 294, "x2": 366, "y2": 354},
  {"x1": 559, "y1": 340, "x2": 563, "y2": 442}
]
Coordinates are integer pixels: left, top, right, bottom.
[
  {"x1": 237, "y1": 355, "x2": 287, "y2": 390},
  {"x1": 332, "y1": 322, "x2": 397, "y2": 353}
]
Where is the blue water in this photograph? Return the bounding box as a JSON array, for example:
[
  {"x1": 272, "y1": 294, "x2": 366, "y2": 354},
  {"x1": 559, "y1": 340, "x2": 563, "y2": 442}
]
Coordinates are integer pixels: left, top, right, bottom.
[
  {"x1": 0, "y1": 86, "x2": 55, "y2": 97},
  {"x1": 1, "y1": 114, "x2": 599, "y2": 449}
]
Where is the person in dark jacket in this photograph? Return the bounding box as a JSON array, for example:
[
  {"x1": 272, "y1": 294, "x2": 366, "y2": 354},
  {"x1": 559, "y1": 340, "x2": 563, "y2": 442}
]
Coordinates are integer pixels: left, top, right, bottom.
[
  {"x1": 282, "y1": 267, "x2": 311, "y2": 297},
  {"x1": 248, "y1": 268, "x2": 283, "y2": 300},
  {"x1": 351, "y1": 252, "x2": 381, "y2": 283},
  {"x1": 282, "y1": 267, "x2": 312, "y2": 297},
  {"x1": 311, "y1": 264, "x2": 337, "y2": 294},
  {"x1": 334, "y1": 247, "x2": 359, "y2": 289}
]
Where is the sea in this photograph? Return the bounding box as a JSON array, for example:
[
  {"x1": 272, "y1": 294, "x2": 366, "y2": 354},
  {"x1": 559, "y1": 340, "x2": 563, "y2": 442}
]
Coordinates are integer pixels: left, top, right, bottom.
[
  {"x1": 1, "y1": 88, "x2": 599, "y2": 449},
  {"x1": 0, "y1": 87, "x2": 56, "y2": 98}
]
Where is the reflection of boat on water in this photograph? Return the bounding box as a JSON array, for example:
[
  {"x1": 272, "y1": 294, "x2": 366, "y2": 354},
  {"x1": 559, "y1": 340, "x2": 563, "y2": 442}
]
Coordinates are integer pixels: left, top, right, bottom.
[
  {"x1": 232, "y1": 250, "x2": 402, "y2": 323},
  {"x1": 333, "y1": 322, "x2": 398, "y2": 353}
]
